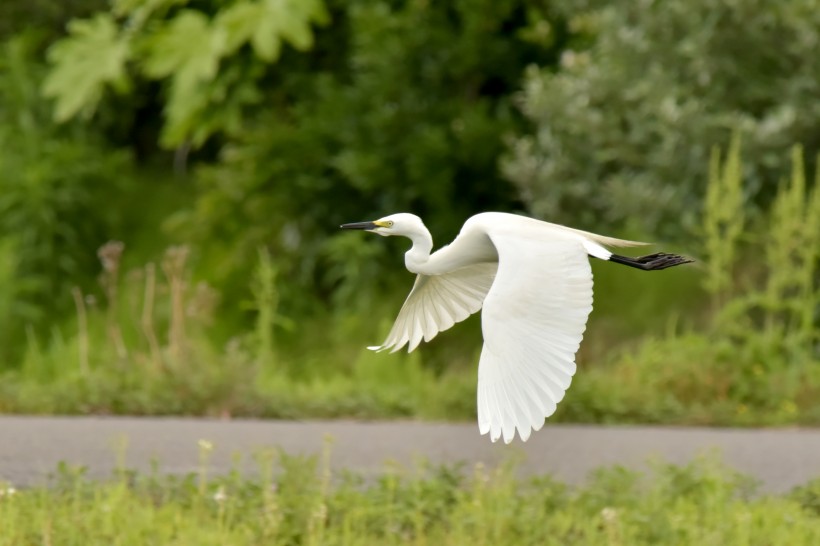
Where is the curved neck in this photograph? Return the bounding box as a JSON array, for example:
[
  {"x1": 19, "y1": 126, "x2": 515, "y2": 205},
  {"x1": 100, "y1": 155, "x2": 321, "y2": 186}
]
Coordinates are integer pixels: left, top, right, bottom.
[{"x1": 404, "y1": 229, "x2": 434, "y2": 274}]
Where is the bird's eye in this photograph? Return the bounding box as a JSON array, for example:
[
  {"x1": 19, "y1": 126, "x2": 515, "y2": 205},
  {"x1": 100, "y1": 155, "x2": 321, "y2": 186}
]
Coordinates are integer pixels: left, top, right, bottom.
[{"x1": 387, "y1": 221, "x2": 394, "y2": 227}]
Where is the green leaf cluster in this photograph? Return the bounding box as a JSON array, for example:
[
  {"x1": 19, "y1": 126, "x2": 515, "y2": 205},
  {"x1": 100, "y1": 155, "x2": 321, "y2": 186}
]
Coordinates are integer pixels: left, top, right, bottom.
[
  {"x1": 43, "y1": 14, "x2": 131, "y2": 122},
  {"x1": 170, "y1": 0, "x2": 561, "y2": 315},
  {"x1": 43, "y1": 0, "x2": 328, "y2": 147}
]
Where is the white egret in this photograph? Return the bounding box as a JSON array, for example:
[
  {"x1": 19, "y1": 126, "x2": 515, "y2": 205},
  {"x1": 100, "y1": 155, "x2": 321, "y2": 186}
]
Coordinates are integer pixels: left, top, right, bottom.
[{"x1": 340, "y1": 213, "x2": 692, "y2": 443}]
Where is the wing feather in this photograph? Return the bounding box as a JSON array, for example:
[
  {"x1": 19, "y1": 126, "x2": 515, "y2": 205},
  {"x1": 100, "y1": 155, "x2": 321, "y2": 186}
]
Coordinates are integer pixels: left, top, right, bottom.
[
  {"x1": 477, "y1": 235, "x2": 593, "y2": 443},
  {"x1": 373, "y1": 262, "x2": 498, "y2": 353}
]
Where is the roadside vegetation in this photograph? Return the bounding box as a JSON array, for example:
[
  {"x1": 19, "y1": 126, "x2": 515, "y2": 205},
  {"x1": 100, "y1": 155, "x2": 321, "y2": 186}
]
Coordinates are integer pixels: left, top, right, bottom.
[
  {"x1": 0, "y1": 0, "x2": 817, "y2": 424},
  {"x1": 1, "y1": 448, "x2": 818, "y2": 545},
  {"x1": 1, "y1": 139, "x2": 816, "y2": 426}
]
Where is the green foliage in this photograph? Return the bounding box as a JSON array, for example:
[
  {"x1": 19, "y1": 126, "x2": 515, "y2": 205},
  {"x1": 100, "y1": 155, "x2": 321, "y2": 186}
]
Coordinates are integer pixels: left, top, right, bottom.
[
  {"x1": 1, "y1": 136, "x2": 817, "y2": 426},
  {"x1": 565, "y1": 332, "x2": 820, "y2": 426},
  {"x1": 42, "y1": 14, "x2": 131, "y2": 122},
  {"x1": 1, "y1": 454, "x2": 819, "y2": 545},
  {"x1": 703, "y1": 132, "x2": 745, "y2": 303},
  {"x1": 0, "y1": 35, "x2": 132, "y2": 365},
  {"x1": 715, "y1": 144, "x2": 820, "y2": 364},
  {"x1": 2, "y1": 0, "x2": 819, "y2": 430},
  {"x1": 504, "y1": 0, "x2": 820, "y2": 238},
  {"x1": 0, "y1": 239, "x2": 38, "y2": 361},
  {"x1": 172, "y1": 0, "x2": 556, "y2": 316},
  {"x1": 761, "y1": 146, "x2": 820, "y2": 348},
  {"x1": 43, "y1": 0, "x2": 328, "y2": 147},
  {"x1": 0, "y1": 242, "x2": 475, "y2": 419},
  {"x1": 563, "y1": 142, "x2": 820, "y2": 426},
  {"x1": 0, "y1": 0, "x2": 108, "y2": 41},
  {"x1": 248, "y1": 247, "x2": 295, "y2": 366},
  {"x1": 216, "y1": 0, "x2": 325, "y2": 59}
]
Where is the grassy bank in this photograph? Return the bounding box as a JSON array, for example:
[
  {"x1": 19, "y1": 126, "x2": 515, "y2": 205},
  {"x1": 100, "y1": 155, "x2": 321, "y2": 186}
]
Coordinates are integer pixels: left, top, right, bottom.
[
  {"x1": 0, "y1": 142, "x2": 817, "y2": 426},
  {"x1": 0, "y1": 450, "x2": 818, "y2": 545}
]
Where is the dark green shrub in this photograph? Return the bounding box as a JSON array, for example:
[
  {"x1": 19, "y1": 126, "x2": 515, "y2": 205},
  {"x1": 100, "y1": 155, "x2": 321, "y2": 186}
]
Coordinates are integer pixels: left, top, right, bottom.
[
  {"x1": 0, "y1": 35, "x2": 132, "y2": 363},
  {"x1": 170, "y1": 0, "x2": 563, "y2": 315}
]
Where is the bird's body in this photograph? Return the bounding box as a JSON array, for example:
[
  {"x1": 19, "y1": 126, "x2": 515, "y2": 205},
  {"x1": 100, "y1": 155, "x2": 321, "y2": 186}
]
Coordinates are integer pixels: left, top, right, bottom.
[
  {"x1": 341, "y1": 212, "x2": 691, "y2": 443},
  {"x1": 404, "y1": 213, "x2": 641, "y2": 275}
]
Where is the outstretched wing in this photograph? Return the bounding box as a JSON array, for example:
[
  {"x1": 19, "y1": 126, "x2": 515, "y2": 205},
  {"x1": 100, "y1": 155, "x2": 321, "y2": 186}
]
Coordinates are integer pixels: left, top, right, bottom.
[
  {"x1": 477, "y1": 235, "x2": 593, "y2": 443},
  {"x1": 371, "y1": 262, "x2": 498, "y2": 353}
]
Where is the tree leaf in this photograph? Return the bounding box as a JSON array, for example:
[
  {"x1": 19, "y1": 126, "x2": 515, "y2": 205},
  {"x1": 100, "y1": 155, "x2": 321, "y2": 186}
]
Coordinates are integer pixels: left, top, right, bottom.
[
  {"x1": 252, "y1": 0, "x2": 328, "y2": 61},
  {"x1": 216, "y1": 2, "x2": 265, "y2": 55},
  {"x1": 215, "y1": 0, "x2": 328, "y2": 61},
  {"x1": 143, "y1": 10, "x2": 228, "y2": 145},
  {"x1": 142, "y1": 10, "x2": 225, "y2": 84},
  {"x1": 42, "y1": 14, "x2": 131, "y2": 121}
]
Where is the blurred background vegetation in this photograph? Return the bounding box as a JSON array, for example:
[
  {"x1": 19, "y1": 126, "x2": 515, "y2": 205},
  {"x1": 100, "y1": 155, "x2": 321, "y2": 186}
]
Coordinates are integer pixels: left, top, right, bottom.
[{"x1": 0, "y1": 0, "x2": 817, "y2": 424}]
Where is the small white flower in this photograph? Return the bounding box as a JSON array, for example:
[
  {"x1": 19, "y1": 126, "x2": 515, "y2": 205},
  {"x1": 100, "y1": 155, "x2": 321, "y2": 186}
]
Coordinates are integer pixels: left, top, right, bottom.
[
  {"x1": 198, "y1": 439, "x2": 214, "y2": 452},
  {"x1": 213, "y1": 486, "x2": 227, "y2": 504},
  {"x1": 560, "y1": 50, "x2": 578, "y2": 69}
]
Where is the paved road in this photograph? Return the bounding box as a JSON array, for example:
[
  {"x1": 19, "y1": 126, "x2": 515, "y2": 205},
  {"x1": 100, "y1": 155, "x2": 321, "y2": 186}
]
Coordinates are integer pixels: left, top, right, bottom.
[{"x1": 1, "y1": 417, "x2": 818, "y2": 492}]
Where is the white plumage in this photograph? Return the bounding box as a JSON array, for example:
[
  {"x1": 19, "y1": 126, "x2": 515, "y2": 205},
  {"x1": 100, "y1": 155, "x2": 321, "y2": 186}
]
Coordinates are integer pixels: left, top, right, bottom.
[{"x1": 341, "y1": 212, "x2": 690, "y2": 443}]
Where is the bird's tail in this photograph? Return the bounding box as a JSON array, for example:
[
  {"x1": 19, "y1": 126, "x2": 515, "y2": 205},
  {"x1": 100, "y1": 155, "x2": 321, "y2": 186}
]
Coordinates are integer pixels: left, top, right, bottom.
[{"x1": 609, "y1": 252, "x2": 694, "y2": 271}]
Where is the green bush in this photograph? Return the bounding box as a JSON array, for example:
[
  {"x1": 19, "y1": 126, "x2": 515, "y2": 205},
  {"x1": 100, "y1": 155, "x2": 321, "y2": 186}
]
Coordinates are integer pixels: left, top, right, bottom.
[
  {"x1": 0, "y1": 35, "x2": 133, "y2": 364},
  {"x1": 1, "y1": 0, "x2": 816, "y2": 428},
  {"x1": 169, "y1": 0, "x2": 562, "y2": 316},
  {"x1": 0, "y1": 137, "x2": 815, "y2": 425},
  {"x1": 1, "y1": 453, "x2": 819, "y2": 545},
  {"x1": 42, "y1": 0, "x2": 328, "y2": 147},
  {"x1": 504, "y1": 0, "x2": 820, "y2": 239},
  {"x1": 560, "y1": 139, "x2": 820, "y2": 426},
  {"x1": 40, "y1": 0, "x2": 564, "y2": 323}
]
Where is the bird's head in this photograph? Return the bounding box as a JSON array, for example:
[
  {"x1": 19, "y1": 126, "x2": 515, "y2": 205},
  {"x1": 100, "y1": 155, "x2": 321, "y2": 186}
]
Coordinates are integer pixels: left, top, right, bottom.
[{"x1": 340, "y1": 213, "x2": 426, "y2": 238}]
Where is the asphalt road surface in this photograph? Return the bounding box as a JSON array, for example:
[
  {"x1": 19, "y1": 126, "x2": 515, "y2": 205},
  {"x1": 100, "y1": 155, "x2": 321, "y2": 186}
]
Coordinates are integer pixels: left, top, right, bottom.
[{"x1": 1, "y1": 417, "x2": 818, "y2": 492}]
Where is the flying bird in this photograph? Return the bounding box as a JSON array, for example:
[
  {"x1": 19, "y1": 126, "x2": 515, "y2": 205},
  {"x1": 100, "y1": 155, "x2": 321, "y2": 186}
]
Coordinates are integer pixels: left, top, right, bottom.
[{"x1": 340, "y1": 213, "x2": 692, "y2": 443}]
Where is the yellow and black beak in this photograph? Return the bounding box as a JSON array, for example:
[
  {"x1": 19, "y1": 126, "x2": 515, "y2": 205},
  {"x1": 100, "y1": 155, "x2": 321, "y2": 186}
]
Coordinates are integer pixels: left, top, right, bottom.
[
  {"x1": 341, "y1": 220, "x2": 391, "y2": 230},
  {"x1": 340, "y1": 221, "x2": 378, "y2": 230}
]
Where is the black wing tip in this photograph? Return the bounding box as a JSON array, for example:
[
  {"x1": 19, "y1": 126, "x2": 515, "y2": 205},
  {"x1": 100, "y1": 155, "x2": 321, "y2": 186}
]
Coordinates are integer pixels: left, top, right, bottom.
[{"x1": 609, "y1": 252, "x2": 694, "y2": 271}]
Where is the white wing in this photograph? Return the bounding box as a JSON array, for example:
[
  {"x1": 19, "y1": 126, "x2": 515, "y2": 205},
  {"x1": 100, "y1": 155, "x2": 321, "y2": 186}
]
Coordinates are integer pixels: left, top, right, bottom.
[
  {"x1": 477, "y1": 234, "x2": 593, "y2": 443},
  {"x1": 372, "y1": 262, "x2": 498, "y2": 353}
]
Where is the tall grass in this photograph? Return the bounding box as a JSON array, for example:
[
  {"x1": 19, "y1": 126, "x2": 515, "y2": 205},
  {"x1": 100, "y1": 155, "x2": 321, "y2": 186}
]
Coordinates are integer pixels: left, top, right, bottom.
[
  {"x1": 0, "y1": 449, "x2": 818, "y2": 545},
  {"x1": 712, "y1": 143, "x2": 820, "y2": 366},
  {"x1": 0, "y1": 240, "x2": 476, "y2": 418},
  {"x1": 0, "y1": 140, "x2": 816, "y2": 425},
  {"x1": 760, "y1": 146, "x2": 820, "y2": 357},
  {"x1": 703, "y1": 132, "x2": 745, "y2": 308},
  {"x1": 566, "y1": 140, "x2": 820, "y2": 425}
]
